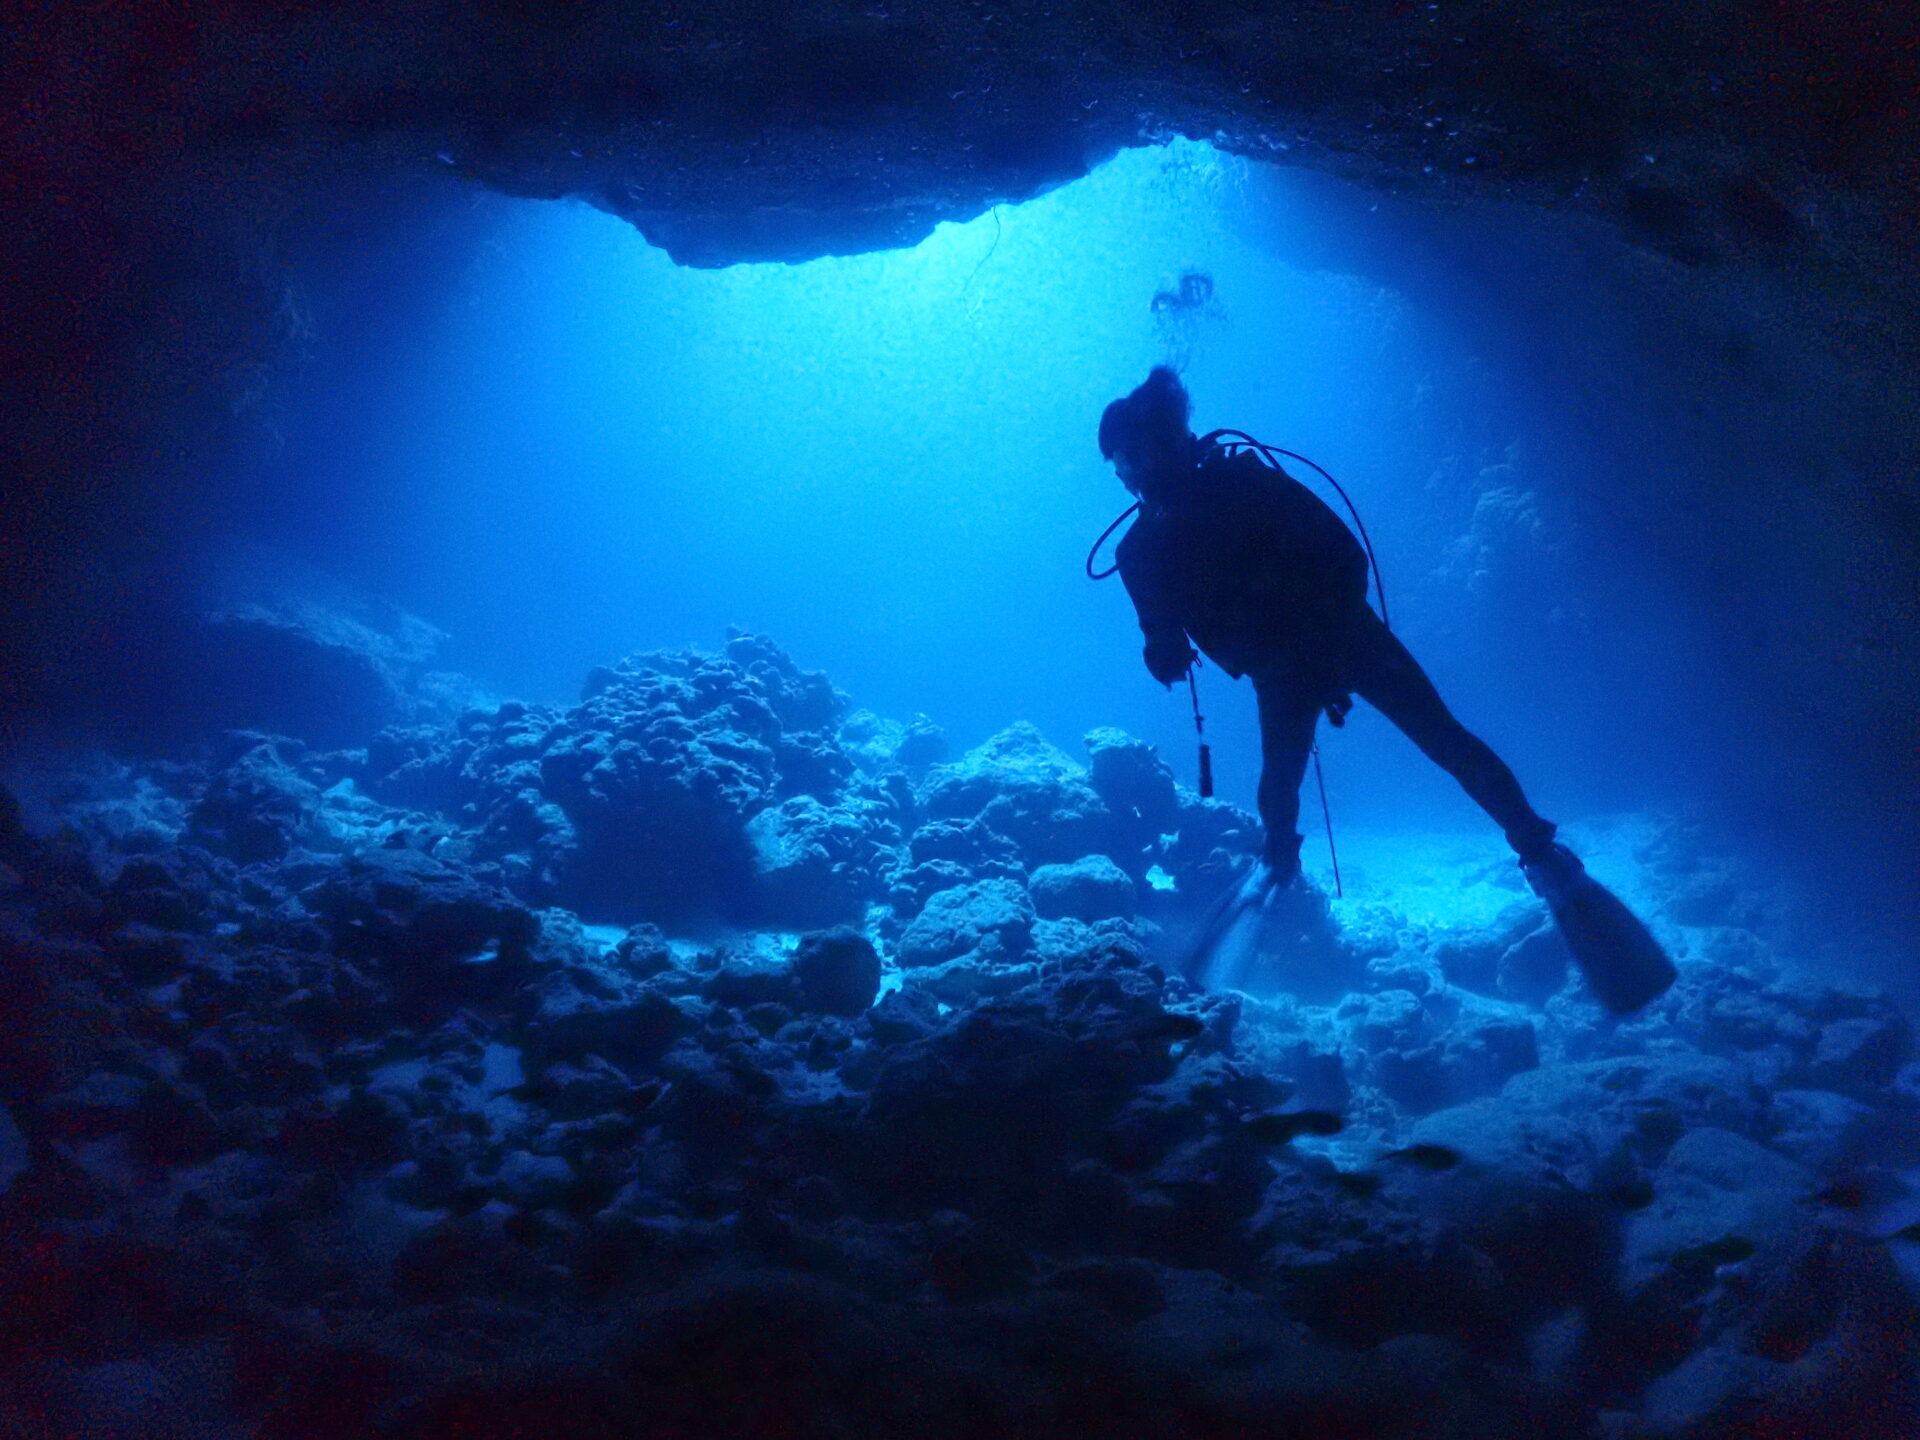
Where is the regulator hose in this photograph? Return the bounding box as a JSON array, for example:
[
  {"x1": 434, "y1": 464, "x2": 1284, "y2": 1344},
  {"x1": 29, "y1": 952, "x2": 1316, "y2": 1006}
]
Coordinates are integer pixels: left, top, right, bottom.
[{"x1": 1085, "y1": 501, "x2": 1140, "y2": 580}]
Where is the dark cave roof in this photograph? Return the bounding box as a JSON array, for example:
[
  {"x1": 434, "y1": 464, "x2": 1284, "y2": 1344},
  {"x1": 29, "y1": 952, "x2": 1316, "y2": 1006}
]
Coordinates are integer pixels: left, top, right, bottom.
[{"x1": 8, "y1": 0, "x2": 1918, "y2": 270}]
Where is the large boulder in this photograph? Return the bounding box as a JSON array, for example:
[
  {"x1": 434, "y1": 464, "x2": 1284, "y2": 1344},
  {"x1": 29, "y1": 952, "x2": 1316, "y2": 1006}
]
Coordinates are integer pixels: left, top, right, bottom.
[
  {"x1": 904, "y1": 817, "x2": 1025, "y2": 872},
  {"x1": 366, "y1": 635, "x2": 864, "y2": 923},
  {"x1": 1621, "y1": 1126, "x2": 1812, "y2": 1290},
  {"x1": 1805, "y1": 1013, "x2": 1912, "y2": 1093},
  {"x1": 719, "y1": 629, "x2": 848, "y2": 735},
  {"x1": 746, "y1": 795, "x2": 899, "y2": 929},
  {"x1": 858, "y1": 960, "x2": 1201, "y2": 1214},
  {"x1": 1082, "y1": 729, "x2": 1181, "y2": 873},
  {"x1": 1411, "y1": 1052, "x2": 1773, "y2": 1190},
  {"x1": 1371, "y1": 1017, "x2": 1540, "y2": 1115},
  {"x1": 186, "y1": 737, "x2": 328, "y2": 864},
  {"x1": 895, "y1": 878, "x2": 1036, "y2": 969},
  {"x1": 840, "y1": 709, "x2": 948, "y2": 779},
  {"x1": 519, "y1": 967, "x2": 692, "y2": 1071},
  {"x1": 116, "y1": 577, "x2": 471, "y2": 750},
  {"x1": 307, "y1": 847, "x2": 539, "y2": 1011},
  {"x1": 1156, "y1": 794, "x2": 1263, "y2": 890},
  {"x1": 1028, "y1": 855, "x2": 1136, "y2": 923},
  {"x1": 919, "y1": 725, "x2": 1116, "y2": 870},
  {"x1": 1431, "y1": 903, "x2": 1543, "y2": 996}
]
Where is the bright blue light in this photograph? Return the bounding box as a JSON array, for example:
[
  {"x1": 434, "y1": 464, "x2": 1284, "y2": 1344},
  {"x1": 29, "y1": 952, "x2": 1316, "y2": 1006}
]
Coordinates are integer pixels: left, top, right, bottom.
[
  {"x1": 346, "y1": 140, "x2": 1519, "y2": 835},
  {"x1": 253, "y1": 133, "x2": 1908, "y2": 978}
]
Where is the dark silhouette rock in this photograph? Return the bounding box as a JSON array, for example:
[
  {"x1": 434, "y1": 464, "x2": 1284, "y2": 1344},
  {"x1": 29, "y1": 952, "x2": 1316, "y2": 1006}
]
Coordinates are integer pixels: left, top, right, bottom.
[{"x1": 791, "y1": 927, "x2": 883, "y2": 1017}]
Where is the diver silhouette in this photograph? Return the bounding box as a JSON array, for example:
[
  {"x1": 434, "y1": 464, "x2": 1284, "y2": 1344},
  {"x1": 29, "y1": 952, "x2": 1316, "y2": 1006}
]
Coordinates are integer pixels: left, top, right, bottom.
[{"x1": 1097, "y1": 366, "x2": 1676, "y2": 1012}]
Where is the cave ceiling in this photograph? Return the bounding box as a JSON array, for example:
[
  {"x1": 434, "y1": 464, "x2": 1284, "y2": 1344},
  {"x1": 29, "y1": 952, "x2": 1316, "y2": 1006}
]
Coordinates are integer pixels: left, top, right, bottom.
[{"x1": 11, "y1": 0, "x2": 1919, "y2": 269}]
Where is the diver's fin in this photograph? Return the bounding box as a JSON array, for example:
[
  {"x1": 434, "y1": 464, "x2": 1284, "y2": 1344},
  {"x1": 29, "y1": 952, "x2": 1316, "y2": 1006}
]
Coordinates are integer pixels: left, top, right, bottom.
[
  {"x1": 1522, "y1": 845, "x2": 1677, "y2": 1014},
  {"x1": 1181, "y1": 861, "x2": 1276, "y2": 989}
]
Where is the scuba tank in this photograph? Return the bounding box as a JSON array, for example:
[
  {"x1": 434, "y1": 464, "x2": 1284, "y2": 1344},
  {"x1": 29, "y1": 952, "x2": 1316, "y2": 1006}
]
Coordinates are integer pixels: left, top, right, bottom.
[{"x1": 1087, "y1": 430, "x2": 1390, "y2": 628}]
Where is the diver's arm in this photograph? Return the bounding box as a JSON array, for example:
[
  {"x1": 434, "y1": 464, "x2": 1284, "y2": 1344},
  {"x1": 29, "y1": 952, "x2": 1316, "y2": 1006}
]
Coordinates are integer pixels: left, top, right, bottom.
[{"x1": 1118, "y1": 543, "x2": 1196, "y2": 685}]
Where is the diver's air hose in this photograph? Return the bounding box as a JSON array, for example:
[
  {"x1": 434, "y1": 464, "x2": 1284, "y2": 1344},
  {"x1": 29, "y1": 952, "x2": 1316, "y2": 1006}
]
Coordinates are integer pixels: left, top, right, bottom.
[
  {"x1": 1085, "y1": 503, "x2": 1140, "y2": 580},
  {"x1": 1312, "y1": 743, "x2": 1343, "y2": 899}
]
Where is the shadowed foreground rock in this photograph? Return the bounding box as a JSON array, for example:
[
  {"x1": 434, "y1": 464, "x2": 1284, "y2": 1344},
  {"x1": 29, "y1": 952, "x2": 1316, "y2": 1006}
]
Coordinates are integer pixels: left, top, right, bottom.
[{"x1": 1, "y1": 637, "x2": 1914, "y2": 1436}]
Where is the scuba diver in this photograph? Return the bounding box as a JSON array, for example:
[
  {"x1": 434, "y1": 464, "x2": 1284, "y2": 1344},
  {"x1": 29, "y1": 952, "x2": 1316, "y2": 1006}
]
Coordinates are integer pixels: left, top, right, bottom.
[{"x1": 1095, "y1": 366, "x2": 1675, "y2": 1012}]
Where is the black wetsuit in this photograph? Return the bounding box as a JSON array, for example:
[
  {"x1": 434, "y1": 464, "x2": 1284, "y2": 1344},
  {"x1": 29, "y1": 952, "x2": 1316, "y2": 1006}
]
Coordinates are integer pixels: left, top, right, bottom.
[{"x1": 1115, "y1": 442, "x2": 1554, "y2": 870}]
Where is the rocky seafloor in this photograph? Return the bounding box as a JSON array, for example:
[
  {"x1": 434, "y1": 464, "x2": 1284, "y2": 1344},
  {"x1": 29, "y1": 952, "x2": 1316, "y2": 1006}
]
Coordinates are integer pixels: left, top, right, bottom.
[{"x1": 1, "y1": 629, "x2": 1915, "y2": 1438}]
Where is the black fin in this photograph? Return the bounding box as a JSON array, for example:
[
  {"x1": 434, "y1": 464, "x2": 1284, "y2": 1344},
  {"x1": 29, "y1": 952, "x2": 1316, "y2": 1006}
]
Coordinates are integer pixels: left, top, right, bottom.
[
  {"x1": 1525, "y1": 847, "x2": 1677, "y2": 1014},
  {"x1": 1180, "y1": 862, "x2": 1269, "y2": 984}
]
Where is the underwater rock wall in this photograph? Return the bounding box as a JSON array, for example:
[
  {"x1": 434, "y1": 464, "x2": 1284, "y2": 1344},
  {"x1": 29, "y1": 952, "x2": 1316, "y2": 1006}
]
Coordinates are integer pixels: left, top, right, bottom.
[
  {"x1": 356, "y1": 633, "x2": 1257, "y2": 932},
  {"x1": 1, "y1": 635, "x2": 1915, "y2": 1436}
]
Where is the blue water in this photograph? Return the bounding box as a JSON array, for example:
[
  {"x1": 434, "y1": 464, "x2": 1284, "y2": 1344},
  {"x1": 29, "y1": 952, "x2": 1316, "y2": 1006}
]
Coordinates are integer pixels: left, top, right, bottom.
[{"x1": 236, "y1": 140, "x2": 1898, "y2": 964}]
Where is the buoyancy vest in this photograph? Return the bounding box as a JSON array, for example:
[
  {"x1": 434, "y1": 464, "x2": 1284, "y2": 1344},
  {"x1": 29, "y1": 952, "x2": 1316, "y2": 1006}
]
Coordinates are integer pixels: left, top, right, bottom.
[{"x1": 1114, "y1": 444, "x2": 1371, "y2": 679}]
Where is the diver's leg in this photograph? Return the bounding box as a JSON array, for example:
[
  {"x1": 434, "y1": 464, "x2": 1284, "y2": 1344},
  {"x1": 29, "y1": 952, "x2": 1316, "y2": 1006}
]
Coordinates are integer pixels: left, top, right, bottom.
[
  {"x1": 1251, "y1": 669, "x2": 1321, "y2": 879},
  {"x1": 1346, "y1": 612, "x2": 1556, "y2": 858}
]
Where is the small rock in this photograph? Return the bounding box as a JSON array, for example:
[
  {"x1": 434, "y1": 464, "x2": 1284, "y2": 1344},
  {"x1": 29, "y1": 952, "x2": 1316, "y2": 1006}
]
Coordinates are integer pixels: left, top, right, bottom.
[
  {"x1": 790, "y1": 926, "x2": 882, "y2": 1016},
  {"x1": 521, "y1": 970, "x2": 691, "y2": 1069},
  {"x1": 1496, "y1": 923, "x2": 1568, "y2": 1005},
  {"x1": 1807, "y1": 1014, "x2": 1911, "y2": 1092}
]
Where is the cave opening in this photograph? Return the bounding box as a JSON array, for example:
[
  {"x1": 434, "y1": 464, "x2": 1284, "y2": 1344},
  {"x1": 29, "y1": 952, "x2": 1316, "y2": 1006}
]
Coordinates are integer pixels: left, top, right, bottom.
[{"x1": 195, "y1": 138, "x2": 1887, "y2": 963}]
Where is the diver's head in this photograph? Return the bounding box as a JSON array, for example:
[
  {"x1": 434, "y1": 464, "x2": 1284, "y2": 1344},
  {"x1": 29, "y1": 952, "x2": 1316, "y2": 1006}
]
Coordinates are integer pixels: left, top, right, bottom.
[{"x1": 1100, "y1": 366, "x2": 1194, "y2": 498}]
